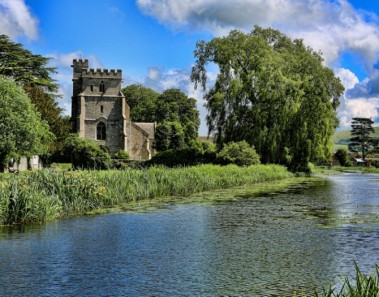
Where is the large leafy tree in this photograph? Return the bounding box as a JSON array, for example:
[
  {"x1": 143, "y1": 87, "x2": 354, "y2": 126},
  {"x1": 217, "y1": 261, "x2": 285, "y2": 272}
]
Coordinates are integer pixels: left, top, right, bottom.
[
  {"x1": 348, "y1": 117, "x2": 376, "y2": 160},
  {"x1": 0, "y1": 76, "x2": 54, "y2": 170},
  {"x1": 156, "y1": 89, "x2": 200, "y2": 145},
  {"x1": 0, "y1": 35, "x2": 57, "y2": 92},
  {"x1": 24, "y1": 84, "x2": 71, "y2": 155},
  {"x1": 122, "y1": 85, "x2": 200, "y2": 150},
  {"x1": 0, "y1": 35, "x2": 69, "y2": 159},
  {"x1": 122, "y1": 84, "x2": 159, "y2": 122},
  {"x1": 191, "y1": 26, "x2": 344, "y2": 171}
]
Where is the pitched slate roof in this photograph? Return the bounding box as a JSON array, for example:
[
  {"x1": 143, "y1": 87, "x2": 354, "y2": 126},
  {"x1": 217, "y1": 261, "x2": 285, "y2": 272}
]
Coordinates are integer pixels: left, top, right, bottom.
[{"x1": 135, "y1": 122, "x2": 155, "y2": 139}]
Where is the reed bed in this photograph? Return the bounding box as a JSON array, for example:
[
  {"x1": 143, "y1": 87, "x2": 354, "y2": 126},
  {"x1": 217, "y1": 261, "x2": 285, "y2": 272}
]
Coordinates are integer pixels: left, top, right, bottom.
[{"x1": 0, "y1": 164, "x2": 292, "y2": 225}]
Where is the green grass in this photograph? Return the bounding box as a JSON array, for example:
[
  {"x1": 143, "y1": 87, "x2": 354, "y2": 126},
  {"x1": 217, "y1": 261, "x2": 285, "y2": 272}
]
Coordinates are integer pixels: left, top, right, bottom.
[
  {"x1": 314, "y1": 165, "x2": 379, "y2": 175},
  {"x1": 0, "y1": 164, "x2": 293, "y2": 225}
]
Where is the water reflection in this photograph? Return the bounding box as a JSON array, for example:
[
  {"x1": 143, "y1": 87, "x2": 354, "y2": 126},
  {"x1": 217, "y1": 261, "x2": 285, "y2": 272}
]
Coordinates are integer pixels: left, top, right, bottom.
[{"x1": 0, "y1": 174, "x2": 378, "y2": 296}]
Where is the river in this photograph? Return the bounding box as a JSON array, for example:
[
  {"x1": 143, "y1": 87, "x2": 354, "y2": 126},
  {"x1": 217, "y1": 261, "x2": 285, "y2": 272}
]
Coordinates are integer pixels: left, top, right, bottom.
[{"x1": 0, "y1": 173, "x2": 379, "y2": 296}]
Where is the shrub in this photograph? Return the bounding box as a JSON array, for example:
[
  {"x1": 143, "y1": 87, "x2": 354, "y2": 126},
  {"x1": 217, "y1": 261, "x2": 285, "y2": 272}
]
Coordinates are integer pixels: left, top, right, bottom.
[
  {"x1": 63, "y1": 134, "x2": 111, "y2": 169},
  {"x1": 217, "y1": 141, "x2": 260, "y2": 166},
  {"x1": 114, "y1": 150, "x2": 129, "y2": 160},
  {"x1": 335, "y1": 148, "x2": 350, "y2": 166},
  {"x1": 147, "y1": 146, "x2": 217, "y2": 167}
]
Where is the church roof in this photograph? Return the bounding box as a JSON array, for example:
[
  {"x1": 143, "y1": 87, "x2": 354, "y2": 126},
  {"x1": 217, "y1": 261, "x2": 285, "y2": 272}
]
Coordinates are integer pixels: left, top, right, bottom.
[{"x1": 135, "y1": 122, "x2": 156, "y2": 139}]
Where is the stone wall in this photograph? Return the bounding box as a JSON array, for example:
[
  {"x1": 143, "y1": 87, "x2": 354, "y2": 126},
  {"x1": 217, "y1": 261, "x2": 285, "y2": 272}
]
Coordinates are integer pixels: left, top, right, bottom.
[{"x1": 72, "y1": 59, "x2": 155, "y2": 160}]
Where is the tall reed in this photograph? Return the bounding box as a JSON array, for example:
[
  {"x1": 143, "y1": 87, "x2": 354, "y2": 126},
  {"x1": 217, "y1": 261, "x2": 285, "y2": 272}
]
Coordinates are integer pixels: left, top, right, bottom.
[{"x1": 0, "y1": 164, "x2": 293, "y2": 225}]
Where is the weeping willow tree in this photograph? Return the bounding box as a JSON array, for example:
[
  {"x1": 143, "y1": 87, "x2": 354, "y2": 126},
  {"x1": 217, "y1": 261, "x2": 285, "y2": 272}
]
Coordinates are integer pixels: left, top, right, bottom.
[{"x1": 191, "y1": 26, "x2": 344, "y2": 171}]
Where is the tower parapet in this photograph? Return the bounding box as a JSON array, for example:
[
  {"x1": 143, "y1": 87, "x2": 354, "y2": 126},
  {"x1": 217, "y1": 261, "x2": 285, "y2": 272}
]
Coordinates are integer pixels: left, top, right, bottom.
[
  {"x1": 72, "y1": 59, "x2": 89, "y2": 77},
  {"x1": 81, "y1": 68, "x2": 122, "y2": 79}
]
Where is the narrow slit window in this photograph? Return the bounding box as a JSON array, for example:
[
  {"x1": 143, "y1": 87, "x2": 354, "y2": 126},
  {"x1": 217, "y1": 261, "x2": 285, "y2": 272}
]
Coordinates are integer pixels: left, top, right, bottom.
[
  {"x1": 99, "y1": 81, "x2": 105, "y2": 93},
  {"x1": 90, "y1": 85, "x2": 94, "y2": 92},
  {"x1": 97, "y1": 122, "x2": 106, "y2": 140},
  {"x1": 100, "y1": 105, "x2": 104, "y2": 113}
]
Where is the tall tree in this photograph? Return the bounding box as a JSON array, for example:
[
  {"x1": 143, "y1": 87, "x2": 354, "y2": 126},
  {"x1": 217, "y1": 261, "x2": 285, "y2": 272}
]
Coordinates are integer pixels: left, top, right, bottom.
[
  {"x1": 122, "y1": 85, "x2": 200, "y2": 150},
  {"x1": 0, "y1": 76, "x2": 54, "y2": 170},
  {"x1": 191, "y1": 26, "x2": 344, "y2": 171},
  {"x1": 0, "y1": 34, "x2": 69, "y2": 160},
  {"x1": 156, "y1": 89, "x2": 200, "y2": 145},
  {"x1": 122, "y1": 84, "x2": 159, "y2": 122},
  {"x1": 0, "y1": 35, "x2": 57, "y2": 92},
  {"x1": 24, "y1": 84, "x2": 71, "y2": 155},
  {"x1": 348, "y1": 117, "x2": 376, "y2": 160}
]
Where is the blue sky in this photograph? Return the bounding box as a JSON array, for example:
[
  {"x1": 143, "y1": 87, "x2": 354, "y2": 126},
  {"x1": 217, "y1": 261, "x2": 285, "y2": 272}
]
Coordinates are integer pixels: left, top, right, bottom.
[{"x1": 1, "y1": 0, "x2": 379, "y2": 134}]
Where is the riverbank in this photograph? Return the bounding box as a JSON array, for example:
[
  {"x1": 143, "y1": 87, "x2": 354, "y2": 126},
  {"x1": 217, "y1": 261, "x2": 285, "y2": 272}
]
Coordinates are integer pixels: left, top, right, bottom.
[
  {"x1": 0, "y1": 164, "x2": 293, "y2": 225},
  {"x1": 314, "y1": 165, "x2": 379, "y2": 175}
]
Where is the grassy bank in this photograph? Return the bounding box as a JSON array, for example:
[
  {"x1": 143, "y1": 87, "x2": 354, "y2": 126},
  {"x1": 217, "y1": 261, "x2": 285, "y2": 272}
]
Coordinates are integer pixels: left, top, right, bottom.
[
  {"x1": 315, "y1": 166, "x2": 379, "y2": 175},
  {"x1": 0, "y1": 164, "x2": 292, "y2": 225}
]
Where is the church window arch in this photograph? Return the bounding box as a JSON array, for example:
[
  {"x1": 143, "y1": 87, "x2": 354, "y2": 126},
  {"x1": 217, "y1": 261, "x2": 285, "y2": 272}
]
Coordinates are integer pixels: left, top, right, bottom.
[{"x1": 97, "y1": 122, "x2": 106, "y2": 140}]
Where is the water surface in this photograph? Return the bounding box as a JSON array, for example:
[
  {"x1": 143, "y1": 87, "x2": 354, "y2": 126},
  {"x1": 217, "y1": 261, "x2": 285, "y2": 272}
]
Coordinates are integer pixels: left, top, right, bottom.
[{"x1": 1, "y1": 173, "x2": 379, "y2": 296}]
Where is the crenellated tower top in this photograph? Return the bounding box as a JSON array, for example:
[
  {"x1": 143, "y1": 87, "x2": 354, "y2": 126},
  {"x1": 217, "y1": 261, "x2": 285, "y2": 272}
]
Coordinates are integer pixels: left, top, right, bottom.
[
  {"x1": 72, "y1": 59, "x2": 122, "y2": 79},
  {"x1": 81, "y1": 68, "x2": 122, "y2": 79}
]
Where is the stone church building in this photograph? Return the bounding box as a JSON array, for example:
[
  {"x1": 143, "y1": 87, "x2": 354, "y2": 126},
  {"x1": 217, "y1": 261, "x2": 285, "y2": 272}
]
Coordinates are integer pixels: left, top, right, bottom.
[{"x1": 71, "y1": 59, "x2": 155, "y2": 160}]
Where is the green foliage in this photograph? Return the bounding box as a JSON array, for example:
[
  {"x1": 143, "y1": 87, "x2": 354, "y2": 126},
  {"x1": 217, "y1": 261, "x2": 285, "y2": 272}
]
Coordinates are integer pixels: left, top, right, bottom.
[
  {"x1": 0, "y1": 164, "x2": 293, "y2": 225},
  {"x1": 335, "y1": 148, "x2": 351, "y2": 167},
  {"x1": 0, "y1": 35, "x2": 70, "y2": 161},
  {"x1": 147, "y1": 147, "x2": 217, "y2": 167},
  {"x1": 156, "y1": 89, "x2": 200, "y2": 146},
  {"x1": 148, "y1": 139, "x2": 217, "y2": 167},
  {"x1": 155, "y1": 122, "x2": 171, "y2": 151},
  {"x1": 155, "y1": 121, "x2": 186, "y2": 150},
  {"x1": 0, "y1": 35, "x2": 58, "y2": 92},
  {"x1": 191, "y1": 26, "x2": 344, "y2": 172},
  {"x1": 348, "y1": 117, "x2": 376, "y2": 160},
  {"x1": 63, "y1": 134, "x2": 111, "y2": 169},
  {"x1": 24, "y1": 84, "x2": 71, "y2": 159},
  {"x1": 217, "y1": 141, "x2": 260, "y2": 166},
  {"x1": 122, "y1": 85, "x2": 200, "y2": 150},
  {"x1": 0, "y1": 76, "x2": 55, "y2": 169},
  {"x1": 0, "y1": 176, "x2": 62, "y2": 225},
  {"x1": 114, "y1": 150, "x2": 130, "y2": 160},
  {"x1": 189, "y1": 139, "x2": 217, "y2": 154},
  {"x1": 122, "y1": 84, "x2": 159, "y2": 122}
]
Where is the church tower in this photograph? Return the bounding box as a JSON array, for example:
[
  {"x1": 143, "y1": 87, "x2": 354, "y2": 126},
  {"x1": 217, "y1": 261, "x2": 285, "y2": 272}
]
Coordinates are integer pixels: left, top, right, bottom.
[{"x1": 71, "y1": 59, "x2": 155, "y2": 159}]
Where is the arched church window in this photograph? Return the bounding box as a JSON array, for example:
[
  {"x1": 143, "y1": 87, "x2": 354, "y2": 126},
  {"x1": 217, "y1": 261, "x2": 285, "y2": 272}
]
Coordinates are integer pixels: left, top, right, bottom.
[{"x1": 97, "y1": 122, "x2": 106, "y2": 140}]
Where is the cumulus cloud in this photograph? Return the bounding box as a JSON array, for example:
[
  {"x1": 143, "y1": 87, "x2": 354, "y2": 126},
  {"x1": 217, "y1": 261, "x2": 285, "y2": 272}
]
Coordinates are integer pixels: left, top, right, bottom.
[
  {"x1": 137, "y1": 0, "x2": 379, "y2": 66},
  {"x1": 335, "y1": 69, "x2": 379, "y2": 128},
  {"x1": 335, "y1": 68, "x2": 359, "y2": 90},
  {"x1": 338, "y1": 97, "x2": 379, "y2": 128},
  {"x1": 137, "y1": 0, "x2": 379, "y2": 128},
  {"x1": 0, "y1": 0, "x2": 38, "y2": 40}
]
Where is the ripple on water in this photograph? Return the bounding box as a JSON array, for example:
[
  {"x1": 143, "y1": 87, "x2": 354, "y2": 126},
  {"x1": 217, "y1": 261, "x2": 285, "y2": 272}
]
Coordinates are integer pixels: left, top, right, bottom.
[{"x1": 0, "y1": 174, "x2": 379, "y2": 296}]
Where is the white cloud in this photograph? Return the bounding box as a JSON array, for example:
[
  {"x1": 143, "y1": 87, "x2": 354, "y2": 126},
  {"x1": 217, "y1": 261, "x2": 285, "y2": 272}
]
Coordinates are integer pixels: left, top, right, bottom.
[
  {"x1": 338, "y1": 97, "x2": 379, "y2": 128},
  {"x1": 0, "y1": 0, "x2": 38, "y2": 40},
  {"x1": 137, "y1": 0, "x2": 379, "y2": 67},
  {"x1": 47, "y1": 52, "x2": 103, "y2": 69},
  {"x1": 335, "y1": 68, "x2": 359, "y2": 90},
  {"x1": 147, "y1": 67, "x2": 161, "y2": 81},
  {"x1": 137, "y1": 0, "x2": 379, "y2": 129},
  {"x1": 336, "y1": 73, "x2": 379, "y2": 128}
]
